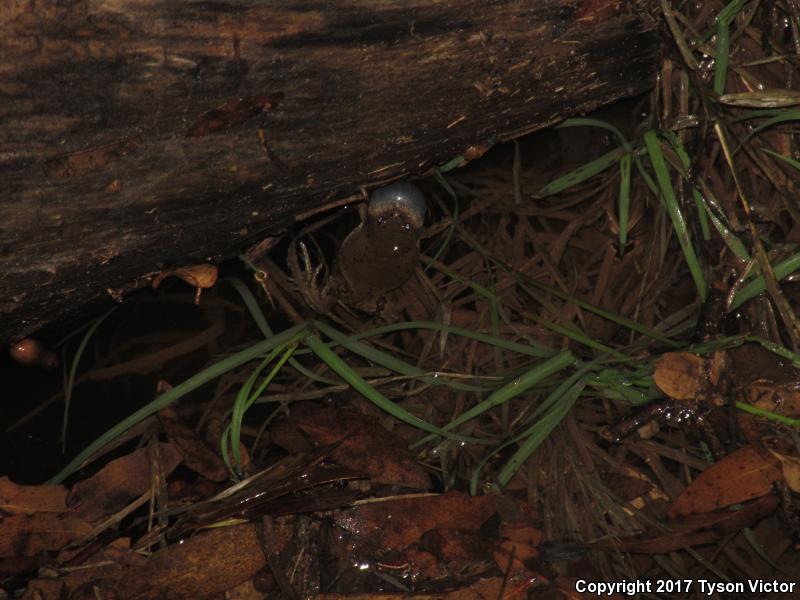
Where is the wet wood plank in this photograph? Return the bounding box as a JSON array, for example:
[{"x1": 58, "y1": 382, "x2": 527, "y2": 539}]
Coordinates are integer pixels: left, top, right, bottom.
[{"x1": 0, "y1": 0, "x2": 659, "y2": 341}]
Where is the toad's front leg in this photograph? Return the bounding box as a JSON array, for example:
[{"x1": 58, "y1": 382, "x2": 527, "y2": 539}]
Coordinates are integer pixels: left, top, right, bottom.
[{"x1": 287, "y1": 239, "x2": 338, "y2": 314}]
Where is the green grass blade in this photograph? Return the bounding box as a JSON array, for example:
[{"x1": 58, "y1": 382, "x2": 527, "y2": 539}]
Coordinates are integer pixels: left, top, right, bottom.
[
  {"x1": 62, "y1": 308, "x2": 115, "y2": 452},
  {"x1": 588, "y1": 367, "x2": 663, "y2": 405},
  {"x1": 353, "y1": 321, "x2": 554, "y2": 358},
  {"x1": 713, "y1": 20, "x2": 730, "y2": 95},
  {"x1": 230, "y1": 356, "x2": 270, "y2": 469},
  {"x1": 47, "y1": 323, "x2": 308, "y2": 484},
  {"x1": 632, "y1": 152, "x2": 661, "y2": 197},
  {"x1": 423, "y1": 255, "x2": 502, "y2": 304},
  {"x1": 730, "y1": 250, "x2": 800, "y2": 309},
  {"x1": 688, "y1": 179, "x2": 750, "y2": 260},
  {"x1": 698, "y1": 198, "x2": 750, "y2": 261},
  {"x1": 424, "y1": 225, "x2": 680, "y2": 348},
  {"x1": 305, "y1": 333, "x2": 478, "y2": 442},
  {"x1": 735, "y1": 401, "x2": 800, "y2": 429},
  {"x1": 742, "y1": 336, "x2": 800, "y2": 367},
  {"x1": 741, "y1": 109, "x2": 800, "y2": 139},
  {"x1": 313, "y1": 320, "x2": 485, "y2": 392},
  {"x1": 731, "y1": 108, "x2": 784, "y2": 121},
  {"x1": 229, "y1": 335, "x2": 303, "y2": 473},
  {"x1": 760, "y1": 147, "x2": 800, "y2": 171},
  {"x1": 470, "y1": 363, "x2": 594, "y2": 493},
  {"x1": 433, "y1": 168, "x2": 459, "y2": 200},
  {"x1": 535, "y1": 146, "x2": 626, "y2": 198},
  {"x1": 531, "y1": 316, "x2": 629, "y2": 360},
  {"x1": 496, "y1": 377, "x2": 585, "y2": 487},
  {"x1": 226, "y1": 276, "x2": 337, "y2": 386},
  {"x1": 516, "y1": 279, "x2": 681, "y2": 348},
  {"x1": 691, "y1": 334, "x2": 800, "y2": 367},
  {"x1": 226, "y1": 277, "x2": 274, "y2": 337},
  {"x1": 707, "y1": 212, "x2": 749, "y2": 260},
  {"x1": 557, "y1": 118, "x2": 631, "y2": 150},
  {"x1": 438, "y1": 154, "x2": 467, "y2": 173},
  {"x1": 427, "y1": 171, "x2": 460, "y2": 271},
  {"x1": 411, "y1": 350, "x2": 576, "y2": 449},
  {"x1": 714, "y1": 0, "x2": 747, "y2": 28},
  {"x1": 643, "y1": 130, "x2": 707, "y2": 301},
  {"x1": 661, "y1": 131, "x2": 711, "y2": 241},
  {"x1": 220, "y1": 425, "x2": 234, "y2": 475},
  {"x1": 618, "y1": 152, "x2": 632, "y2": 248}
]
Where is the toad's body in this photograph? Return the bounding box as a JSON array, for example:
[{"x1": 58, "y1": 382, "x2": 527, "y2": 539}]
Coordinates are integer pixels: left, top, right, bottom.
[{"x1": 333, "y1": 181, "x2": 427, "y2": 313}]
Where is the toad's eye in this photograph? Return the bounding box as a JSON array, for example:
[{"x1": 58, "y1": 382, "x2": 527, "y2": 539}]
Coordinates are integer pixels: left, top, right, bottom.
[
  {"x1": 403, "y1": 223, "x2": 412, "y2": 232},
  {"x1": 368, "y1": 181, "x2": 427, "y2": 229}
]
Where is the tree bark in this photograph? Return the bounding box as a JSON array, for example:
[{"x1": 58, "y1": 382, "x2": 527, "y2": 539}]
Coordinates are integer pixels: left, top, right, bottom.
[{"x1": 0, "y1": 0, "x2": 659, "y2": 342}]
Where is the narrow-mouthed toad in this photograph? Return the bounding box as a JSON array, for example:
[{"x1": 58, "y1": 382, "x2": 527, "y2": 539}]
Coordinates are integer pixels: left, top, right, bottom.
[
  {"x1": 334, "y1": 181, "x2": 426, "y2": 313},
  {"x1": 290, "y1": 181, "x2": 427, "y2": 316}
]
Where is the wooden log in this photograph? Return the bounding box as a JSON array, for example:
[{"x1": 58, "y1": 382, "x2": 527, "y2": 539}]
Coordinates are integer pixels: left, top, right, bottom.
[{"x1": 0, "y1": 1, "x2": 659, "y2": 342}]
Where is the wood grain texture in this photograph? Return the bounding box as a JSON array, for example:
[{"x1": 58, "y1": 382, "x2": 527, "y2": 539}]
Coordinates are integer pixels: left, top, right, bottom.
[{"x1": 0, "y1": 0, "x2": 659, "y2": 341}]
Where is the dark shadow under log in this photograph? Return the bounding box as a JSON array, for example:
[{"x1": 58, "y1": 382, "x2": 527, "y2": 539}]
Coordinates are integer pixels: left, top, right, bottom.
[{"x1": 0, "y1": 0, "x2": 659, "y2": 341}]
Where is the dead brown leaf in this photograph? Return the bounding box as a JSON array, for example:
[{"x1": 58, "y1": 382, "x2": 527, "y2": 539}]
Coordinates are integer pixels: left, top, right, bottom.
[
  {"x1": 334, "y1": 491, "x2": 496, "y2": 551},
  {"x1": 18, "y1": 578, "x2": 63, "y2": 600},
  {"x1": 493, "y1": 540, "x2": 539, "y2": 573},
  {"x1": 596, "y1": 494, "x2": 778, "y2": 554},
  {"x1": 151, "y1": 264, "x2": 218, "y2": 304},
  {"x1": 653, "y1": 352, "x2": 706, "y2": 400},
  {"x1": 159, "y1": 406, "x2": 228, "y2": 482},
  {"x1": 0, "y1": 512, "x2": 92, "y2": 557},
  {"x1": 56, "y1": 538, "x2": 143, "y2": 598},
  {"x1": 99, "y1": 524, "x2": 266, "y2": 600},
  {"x1": 272, "y1": 404, "x2": 432, "y2": 490},
  {"x1": 598, "y1": 471, "x2": 654, "y2": 502},
  {"x1": 0, "y1": 476, "x2": 68, "y2": 514},
  {"x1": 0, "y1": 556, "x2": 45, "y2": 578},
  {"x1": 225, "y1": 578, "x2": 266, "y2": 600},
  {"x1": 420, "y1": 528, "x2": 491, "y2": 563},
  {"x1": 67, "y1": 442, "x2": 182, "y2": 522},
  {"x1": 769, "y1": 449, "x2": 800, "y2": 493},
  {"x1": 668, "y1": 445, "x2": 783, "y2": 517}
]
